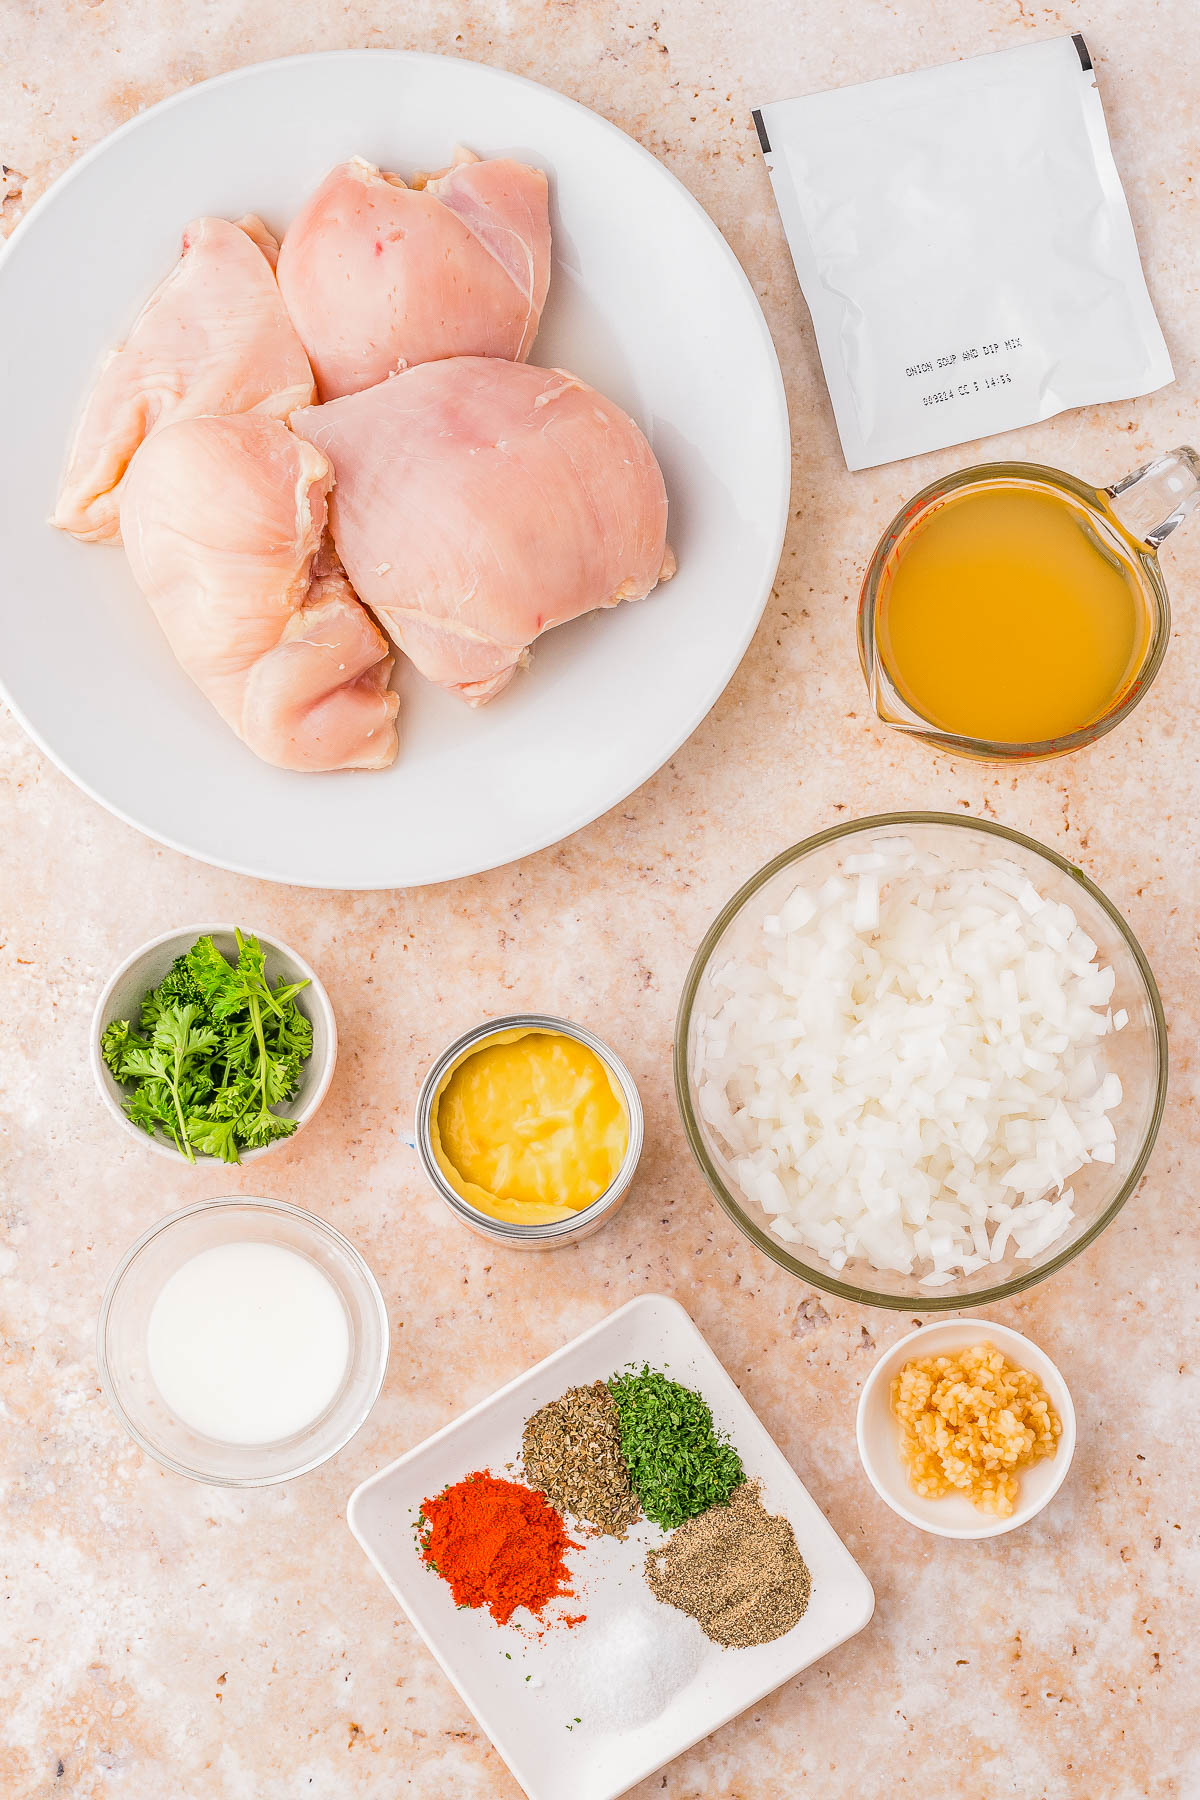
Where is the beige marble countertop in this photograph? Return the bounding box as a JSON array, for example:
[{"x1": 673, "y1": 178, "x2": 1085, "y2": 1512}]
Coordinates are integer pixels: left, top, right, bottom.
[{"x1": 3, "y1": 2, "x2": 1199, "y2": 1796}]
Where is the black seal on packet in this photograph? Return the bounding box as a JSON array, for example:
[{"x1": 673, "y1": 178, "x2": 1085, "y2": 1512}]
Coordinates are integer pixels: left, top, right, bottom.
[
  {"x1": 1072, "y1": 34, "x2": 1093, "y2": 71},
  {"x1": 751, "y1": 109, "x2": 771, "y2": 154}
]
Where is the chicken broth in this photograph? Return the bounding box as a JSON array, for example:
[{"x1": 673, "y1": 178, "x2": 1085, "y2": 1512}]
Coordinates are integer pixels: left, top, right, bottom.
[{"x1": 875, "y1": 481, "x2": 1152, "y2": 745}]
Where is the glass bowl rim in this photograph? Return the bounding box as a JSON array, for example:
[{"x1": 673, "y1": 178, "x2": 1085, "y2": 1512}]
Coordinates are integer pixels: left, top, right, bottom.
[
  {"x1": 673, "y1": 811, "x2": 1169, "y2": 1311},
  {"x1": 96, "y1": 1194, "x2": 390, "y2": 1485}
]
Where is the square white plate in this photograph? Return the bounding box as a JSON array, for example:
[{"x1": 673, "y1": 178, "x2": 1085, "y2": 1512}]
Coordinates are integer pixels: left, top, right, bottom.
[{"x1": 347, "y1": 1293, "x2": 875, "y2": 1800}]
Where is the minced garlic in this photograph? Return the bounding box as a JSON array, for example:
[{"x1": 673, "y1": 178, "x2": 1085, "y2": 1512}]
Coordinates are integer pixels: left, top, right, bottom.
[{"x1": 891, "y1": 1341, "x2": 1061, "y2": 1517}]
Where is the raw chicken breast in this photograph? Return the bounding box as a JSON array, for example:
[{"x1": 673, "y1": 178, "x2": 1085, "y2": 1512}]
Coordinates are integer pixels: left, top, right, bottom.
[
  {"x1": 120, "y1": 414, "x2": 398, "y2": 771},
  {"x1": 291, "y1": 357, "x2": 674, "y2": 703},
  {"x1": 276, "y1": 152, "x2": 551, "y2": 400},
  {"x1": 52, "y1": 216, "x2": 315, "y2": 544}
]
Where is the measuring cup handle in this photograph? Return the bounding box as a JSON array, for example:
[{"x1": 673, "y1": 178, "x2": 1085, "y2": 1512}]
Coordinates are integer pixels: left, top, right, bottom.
[{"x1": 1106, "y1": 446, "x2": 1200, "y2": 549}]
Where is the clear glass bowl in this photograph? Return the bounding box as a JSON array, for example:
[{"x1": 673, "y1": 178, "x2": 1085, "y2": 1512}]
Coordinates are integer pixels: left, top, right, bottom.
[
  {"x1": 98, "y1": 1197, "x2": 389, "y2": 1484},
  {"x1": 674, "y1": 814, "x2": 1168, "y2": 1311}
]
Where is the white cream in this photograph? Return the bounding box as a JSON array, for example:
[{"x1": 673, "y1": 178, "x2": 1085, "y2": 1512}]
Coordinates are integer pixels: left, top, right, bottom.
[{"x1": 146, "y1": 1241, "x2": 350, "y2": 1445}]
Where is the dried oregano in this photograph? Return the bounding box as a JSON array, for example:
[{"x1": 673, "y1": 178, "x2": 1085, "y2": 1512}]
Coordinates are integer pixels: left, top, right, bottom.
[{"x1": 522, "y1": 1381, "x2": 640, "y2": 1538}]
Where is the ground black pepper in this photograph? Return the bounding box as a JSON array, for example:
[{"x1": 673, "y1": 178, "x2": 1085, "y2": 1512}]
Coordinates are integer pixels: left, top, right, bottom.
[{"x1": 645, "y1": 1480, "x2": 812, "y2": 1647}]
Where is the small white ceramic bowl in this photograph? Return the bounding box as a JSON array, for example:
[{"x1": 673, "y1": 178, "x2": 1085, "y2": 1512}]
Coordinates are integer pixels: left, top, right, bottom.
[
  {"x1": 91, "y1": 923, "x2": 337, "y2": 1163},
  {"x1": 856, "y1": 1317, "x2": 1076, "y2": 1539}
]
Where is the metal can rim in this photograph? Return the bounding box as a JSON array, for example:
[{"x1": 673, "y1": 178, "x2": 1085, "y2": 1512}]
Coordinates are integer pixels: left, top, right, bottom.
[{"x1": 414, "y1": 1013, "x2": 644, "y2": 1244}]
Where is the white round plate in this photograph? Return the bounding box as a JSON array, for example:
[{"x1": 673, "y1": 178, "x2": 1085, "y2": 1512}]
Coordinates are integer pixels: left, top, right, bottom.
[{"x1": 0, "y1": 51, "x2": 789, "y2": 889}]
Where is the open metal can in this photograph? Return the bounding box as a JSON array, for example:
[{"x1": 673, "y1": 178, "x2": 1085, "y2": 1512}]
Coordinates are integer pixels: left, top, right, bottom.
[{"x1": 414, "y1": 1014, "x2": 644, "y2": 1249}]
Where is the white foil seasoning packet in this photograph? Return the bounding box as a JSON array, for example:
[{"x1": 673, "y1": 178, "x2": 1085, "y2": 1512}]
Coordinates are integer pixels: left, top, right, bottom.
[{"x1": 755, "y1": 35, "x2": 1173, "y2": 471}]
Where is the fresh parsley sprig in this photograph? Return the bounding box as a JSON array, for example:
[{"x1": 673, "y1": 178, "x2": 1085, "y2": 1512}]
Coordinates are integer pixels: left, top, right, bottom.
[{"x1": 101, "y1": 931, "x2": 313, "y2": 1164}]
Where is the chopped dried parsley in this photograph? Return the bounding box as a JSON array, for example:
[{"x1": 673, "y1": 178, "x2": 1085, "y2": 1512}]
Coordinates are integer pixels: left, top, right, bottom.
[
  {"x1": 606, "y1": 1365, "x2": 743, "y2": 1529},
  {"x1": 646, "y1": 1479, "x2": 812, "y2": 1646}
]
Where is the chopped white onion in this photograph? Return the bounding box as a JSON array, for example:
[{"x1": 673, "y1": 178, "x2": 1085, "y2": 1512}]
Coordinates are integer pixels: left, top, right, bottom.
[{"x1": 695, "y1": 841, "x2": 1127, "y2": 1280}]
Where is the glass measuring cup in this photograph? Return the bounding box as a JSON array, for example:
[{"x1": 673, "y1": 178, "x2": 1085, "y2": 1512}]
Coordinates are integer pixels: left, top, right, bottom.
[{"x1": 858, "y1": 447, "x2": 1200, "y2": 759}]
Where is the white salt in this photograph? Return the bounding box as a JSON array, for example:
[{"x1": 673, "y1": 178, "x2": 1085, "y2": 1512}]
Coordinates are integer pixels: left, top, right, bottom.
[{"x1": 556, "y1": 1592, "x2": 706, "y2": 1733}]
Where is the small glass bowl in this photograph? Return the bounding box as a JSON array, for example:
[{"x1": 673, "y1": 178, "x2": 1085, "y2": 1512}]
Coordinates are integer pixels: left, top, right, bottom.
[
  {"x1": 98, "y1": 1197, "x2": 389, "y2": 1484},
  {"x1": 675, "y1": 813, "x2": 1168, "y2": 1311}
]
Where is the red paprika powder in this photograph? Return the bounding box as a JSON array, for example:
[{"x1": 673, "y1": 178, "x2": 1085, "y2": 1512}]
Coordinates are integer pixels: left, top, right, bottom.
[{"x1": 418, "y1": 1471, "x2": 583, "y2": 1627}]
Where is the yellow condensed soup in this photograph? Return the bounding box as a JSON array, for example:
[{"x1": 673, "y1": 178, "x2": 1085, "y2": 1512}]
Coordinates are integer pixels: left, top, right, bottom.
[{"x1": 430, "y1": 1028, "x2": 629, "y2": 1225}]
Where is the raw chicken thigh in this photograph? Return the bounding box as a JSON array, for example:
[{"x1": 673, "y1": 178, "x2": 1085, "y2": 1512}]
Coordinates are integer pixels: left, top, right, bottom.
[
  {"x1": 291, "y1": 357, "x2": 674, "y2": 703},
  {"x1": 120, "y1": 414, "x2": 398, "y2": 770},
  {"x1": 276, "y1": 152, "x2": 551, "y2": 400},
  {"x1": 52, "y1": 215, "x2": 315, "y2": 544}
]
